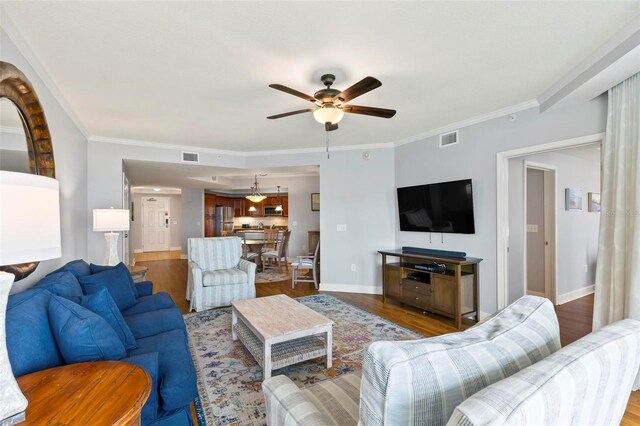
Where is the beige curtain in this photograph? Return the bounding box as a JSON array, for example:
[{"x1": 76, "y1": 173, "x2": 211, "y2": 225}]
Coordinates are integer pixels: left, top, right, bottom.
[{"x1": 593, "y1": 72, "x2": 640, "y2": 334}]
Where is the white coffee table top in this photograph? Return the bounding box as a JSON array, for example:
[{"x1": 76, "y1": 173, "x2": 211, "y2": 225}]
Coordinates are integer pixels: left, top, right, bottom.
[{"x1": 231, "y1": 295, "x2": 333, "y2": 340}]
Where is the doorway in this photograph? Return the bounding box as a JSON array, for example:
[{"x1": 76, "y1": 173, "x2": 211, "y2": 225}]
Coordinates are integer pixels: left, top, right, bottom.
[
  {"x1": 524, "y1": 162, "x2": 556, "y2": 302},
  {"x1": 142, "y1": 196, "x2": 170, "y2": 252}
]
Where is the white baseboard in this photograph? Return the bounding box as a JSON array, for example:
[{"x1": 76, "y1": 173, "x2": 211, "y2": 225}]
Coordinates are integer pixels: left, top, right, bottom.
[
  {"x1": 180, "y1": 254, "x2": 188, "y2": 260},
  {"x1": 479, "y1": 311, "x2": 492, "y2": 321},
  {"x1": 557, "y1": 285, "x2": 595, "y2": 305},
  {"x1": 133, "y1": 249, "x2": 143, "y2": 253},
  {"x1": 320, "y1": 283, "x2": 383, "y2": 295},
  {"x1": 527, "y1": 290, "x2": 546, "y2": 297},
  {"x1": 170, "y1": 246, "x2": 181, "y2": 251}
]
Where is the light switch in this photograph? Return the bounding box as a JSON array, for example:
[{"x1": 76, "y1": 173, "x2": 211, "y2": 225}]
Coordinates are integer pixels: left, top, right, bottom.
[
  {"x1": 292, "y1": 221, "x2": 298, "y2": 227},
  {"x1": 527, "y1": 224, "x2": 538, "y2": 233},
  {"x1": 337, "y1": 224, "x2": 347, "y2": 232}
]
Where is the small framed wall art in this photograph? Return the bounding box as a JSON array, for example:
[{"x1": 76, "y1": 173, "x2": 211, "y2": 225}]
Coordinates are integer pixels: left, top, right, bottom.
[
  {"x1": 311, "y1": 193, "x2": 320, "y2": 211},
  {"x1": 565, "y1": 188, "x2": 583, "y2": 211},
  {"x1": 588, "y1": 192, "x2": 601, "y2": 212}
]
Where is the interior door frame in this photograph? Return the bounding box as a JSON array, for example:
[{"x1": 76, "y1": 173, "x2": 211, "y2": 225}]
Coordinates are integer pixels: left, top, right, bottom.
[
  {"x1": 122, "y1": 172, "x2": 131, "y2": 265},
  {"x1": 523, "y1": 161, "x2": 557, "y2": 304},
  {"x1": 496, "y1": 132, "x2": 604, "y2": 310},
  {"x1": 142, "y1": 196, "x2": 171, "y2": 252}
]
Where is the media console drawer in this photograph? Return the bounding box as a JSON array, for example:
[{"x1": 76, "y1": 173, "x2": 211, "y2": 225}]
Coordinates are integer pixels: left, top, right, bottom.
[{"x1": 401, "y1": 279, "x2": 431, "y2": 296}]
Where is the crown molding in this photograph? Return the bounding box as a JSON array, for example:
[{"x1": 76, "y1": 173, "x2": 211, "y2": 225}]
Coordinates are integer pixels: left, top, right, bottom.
[
  {"x1": 393, "y1": 99, "x2": 540, "y2": 147},
  {"x1": 0, "y1": 7, "x2": 90, "y2": 138}
]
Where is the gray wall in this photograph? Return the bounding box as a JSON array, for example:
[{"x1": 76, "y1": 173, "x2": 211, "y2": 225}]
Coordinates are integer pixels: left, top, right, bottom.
[
  {"x1": 395, "y1": 95, "x2": 607, "y2": 314},
  {"x1": 180, "y1": 188, "x2": 204, "y2": 256},
  {"x1": 130, "y1": 192, "x2": 182, "y2": 252},
  {"x1": 2, "y1": 27, "x2": 88, "y2": 293},
  {"x1": 508, "y1": 151, "x2": 601, "y2": 303}
]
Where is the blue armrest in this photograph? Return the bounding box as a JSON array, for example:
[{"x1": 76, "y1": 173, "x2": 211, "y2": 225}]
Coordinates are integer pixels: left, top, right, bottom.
[
  {"x1": 135, "y1": 281, "x2": 153, "y2": 297},
  {"x1": 122, "y1": 352, "x2": 160, "y2": 422}
]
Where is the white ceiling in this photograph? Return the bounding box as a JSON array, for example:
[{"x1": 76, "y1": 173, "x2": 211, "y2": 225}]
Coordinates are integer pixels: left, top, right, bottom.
[
  {"x1": 2, "y1": 2, "x2": 638, "y2": 151},
  {"x1": 124, "y1": 159, "x2": 318, "y2": 190}
]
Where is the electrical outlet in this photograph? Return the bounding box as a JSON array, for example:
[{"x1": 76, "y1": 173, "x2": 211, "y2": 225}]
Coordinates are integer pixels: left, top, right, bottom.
[
  {"x1": 584, "y1": 264, "x2": 588, "y2": 273},
  {"x1": 351, "y1": 264, "x2": 357, "y2": 272},
  {"x1": 337, "y1": 224, "x2": 347, "y2": 232}
]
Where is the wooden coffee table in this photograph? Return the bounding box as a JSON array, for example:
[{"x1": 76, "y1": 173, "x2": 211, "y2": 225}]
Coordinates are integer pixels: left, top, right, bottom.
[{"x1": 231, "y1": 295, "x2": 333, "y2": 379}]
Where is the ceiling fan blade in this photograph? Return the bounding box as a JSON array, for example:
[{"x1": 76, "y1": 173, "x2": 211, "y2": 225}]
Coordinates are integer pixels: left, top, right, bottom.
[
  {"x1": 343, "y1": 105, "x2": 396, "y2": 118},
  {"x1": 333, "y1": 77, "x2": 382, "y2": 103},
  {"x1": 269, "y1": 84, "x2": 317, "y2": 103},
  {"x1": 325, "y1": 122, "x2": 339, "y2": 132},
  {"x1": 267, "y1": 108, "x2": 315, "y2": 119}
]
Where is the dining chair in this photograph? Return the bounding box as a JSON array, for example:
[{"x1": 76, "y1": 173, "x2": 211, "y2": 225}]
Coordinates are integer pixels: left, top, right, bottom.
[
  {"x1": 290, "y1": 240, "x2": 320, "y2": 289},
  {"x1": 262, "y1": 229, "x2": 279, "y2": 253},
  {"x1": 241, "y1": 233, "x2": 258, "y2": 263},
  {"x1": 261, "y1": 230, "x2": 291, "y2": 273}
]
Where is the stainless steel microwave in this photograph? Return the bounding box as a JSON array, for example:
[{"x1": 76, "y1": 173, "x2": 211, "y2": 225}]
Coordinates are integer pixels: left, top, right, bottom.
[{"x1": 264, "y1": 205, "x2": 283, "y2": 216}]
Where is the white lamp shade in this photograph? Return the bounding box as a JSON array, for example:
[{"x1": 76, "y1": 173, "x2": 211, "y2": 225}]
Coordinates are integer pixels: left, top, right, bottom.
[
  {"x1": 0, "y1": 171, "x2": 61, "y2": 266},
  {"x1": 313, "y1": 106, "x2": 344, "y2": 124},
  {"x1": 93, "y1": 209, "x2": 130, "y2": 232}
]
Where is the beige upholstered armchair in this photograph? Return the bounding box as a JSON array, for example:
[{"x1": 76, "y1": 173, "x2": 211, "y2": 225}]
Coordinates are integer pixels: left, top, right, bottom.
[{"x1": 186, "y1": 237, "x2": 256, "y2": 311}]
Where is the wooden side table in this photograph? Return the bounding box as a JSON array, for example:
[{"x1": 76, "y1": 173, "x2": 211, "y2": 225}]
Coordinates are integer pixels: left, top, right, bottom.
[
  {"x1": 127, "y1": 265, "x2": 148, "y2": 283},
  {"x1": 17, "y1": 361, "x2": 151, "y2": 425}
]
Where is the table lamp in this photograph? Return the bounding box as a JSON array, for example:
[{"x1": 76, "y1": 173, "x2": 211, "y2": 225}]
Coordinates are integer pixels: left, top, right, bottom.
[
  {"x1": 93, "y1": 208, "x2": 130, "y2": 266},
  {"x1": 0, "y1": 171, "x2": 61, "y2": 423}
]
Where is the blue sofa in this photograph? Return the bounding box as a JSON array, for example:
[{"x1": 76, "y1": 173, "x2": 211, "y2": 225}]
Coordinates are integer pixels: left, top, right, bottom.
[{"x1": 6, "y1": 260, "x2": 198, "y2": 425}]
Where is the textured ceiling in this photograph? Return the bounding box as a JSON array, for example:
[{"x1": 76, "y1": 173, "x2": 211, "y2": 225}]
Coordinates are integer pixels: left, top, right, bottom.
[{"x1": 2, "y1": 1, "x2": 638, "y2": 151}]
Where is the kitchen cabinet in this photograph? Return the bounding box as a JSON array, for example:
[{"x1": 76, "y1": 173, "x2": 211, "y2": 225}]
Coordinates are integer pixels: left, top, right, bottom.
[
  {"x1": 282, "y1": 197, "x2": 288, "y2": 216},
  {"x1": 204, "y1": 194, "x2": 216, "y2": 237},
  {"x1": 244, "y1": 201, "x2": 263, "y2": 217},
  {"x1": 233, "y1": 198, "x2": 245, "y2": 217}
]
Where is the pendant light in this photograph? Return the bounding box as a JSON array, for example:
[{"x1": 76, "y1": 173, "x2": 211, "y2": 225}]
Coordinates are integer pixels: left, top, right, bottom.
[
  {"x1": 275, "y1": 186, "x2": 283, "y2": 212},
  {"x1": 248, "y1": 204, "x2": 257, "y2": 212},
  {"x1": 245, "y1": 175, "x2": 266, "y2": 203}
]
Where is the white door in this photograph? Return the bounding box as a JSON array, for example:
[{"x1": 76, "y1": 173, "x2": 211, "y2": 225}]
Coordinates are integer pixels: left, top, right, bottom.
[{"x1": 142, "y1": 197, "x2": 170, "y2": 252}]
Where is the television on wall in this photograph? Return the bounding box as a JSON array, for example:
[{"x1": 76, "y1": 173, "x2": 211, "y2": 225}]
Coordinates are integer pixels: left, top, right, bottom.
[{"x1": 397, "y1": 179, "x2": 475, "y2": 234}]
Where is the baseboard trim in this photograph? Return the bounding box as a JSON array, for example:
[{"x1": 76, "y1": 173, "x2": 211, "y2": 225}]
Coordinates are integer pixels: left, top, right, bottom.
[
  {"x1": 180, "y1": 254, "x2": 188, "y2": 260},
  {"x1": 320, "y1": 283, "x2": 382, "y2": 295},
  {"x1": 557, "y1": 285, "x2": 595, "y2": 305},
  {"x1": 169, "y1": 246, "x2": 182, "y2": 251},
  {"x1": 479, "y1": 311, "x2": 492, "y2": 321},
  {"x1": 527, "y1": 290, "x2": 546, "y2": 297},
  {"x1": 133, "y1": 249, "x2": 143, "y2": 253}
]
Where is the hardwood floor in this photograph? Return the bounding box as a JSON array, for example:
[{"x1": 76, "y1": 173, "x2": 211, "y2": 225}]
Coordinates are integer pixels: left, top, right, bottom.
[{"x1": 138, "y1": 258, "x2": 639, "y2": 425}]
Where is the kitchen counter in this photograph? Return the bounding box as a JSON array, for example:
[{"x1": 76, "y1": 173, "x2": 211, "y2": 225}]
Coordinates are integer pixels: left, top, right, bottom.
[{"x1": 234, "y1": 228, "x2": 288, "y2": 232}]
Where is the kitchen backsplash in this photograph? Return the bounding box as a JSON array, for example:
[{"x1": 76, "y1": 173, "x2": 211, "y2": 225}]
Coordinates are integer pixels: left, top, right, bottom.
[{"x1": 233, "y1": 216, "x2": 288, "y2": 228}]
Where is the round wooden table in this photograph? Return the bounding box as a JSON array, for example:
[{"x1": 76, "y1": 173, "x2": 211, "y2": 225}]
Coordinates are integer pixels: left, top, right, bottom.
[
  {"x1": 127, "y1": 264, "x2": 149, "y2": 283},
  {"x1": 17, "y1": 361, "x2": 151, "y2": 425}
]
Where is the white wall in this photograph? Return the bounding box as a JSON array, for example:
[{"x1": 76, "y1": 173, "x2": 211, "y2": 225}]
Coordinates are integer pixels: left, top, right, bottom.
[
  {"x1": 508, "y1": 151, "x2": 601, "y2": 304},
  {"x1": 1, "y1": 26, "x2": 88, "y2": 293},
  {"x1": 180, "y1": 188, "x2": 204, "y2": 256},
  {"x1": 395, "y1": 95, "x2": 607, "y2": 313},
  {"x1": 130, "y1": 192, "x2": 182, "y2": 252}
]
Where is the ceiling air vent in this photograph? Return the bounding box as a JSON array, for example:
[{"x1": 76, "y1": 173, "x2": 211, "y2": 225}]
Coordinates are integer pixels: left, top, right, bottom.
[
  {"x1": 182, "y1": 151, "x2": 199, "y2": 163},
  {"x1": 439, "y1": 130, "x2": 459, "y2": 148}
]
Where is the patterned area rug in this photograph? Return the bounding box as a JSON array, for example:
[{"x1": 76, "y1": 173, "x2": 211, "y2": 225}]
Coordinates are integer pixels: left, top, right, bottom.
[
  {"x1": 185, "y1": 294, "x2": 421, "y2": 426},
  {"x1": 254, "y1": 271, "x2": 291, "y2": 283}
]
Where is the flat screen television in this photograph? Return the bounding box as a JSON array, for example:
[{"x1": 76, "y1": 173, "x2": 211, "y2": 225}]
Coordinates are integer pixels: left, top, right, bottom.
[{"x1": 397, "y1": 179, "x2": 475, "y2": 234}]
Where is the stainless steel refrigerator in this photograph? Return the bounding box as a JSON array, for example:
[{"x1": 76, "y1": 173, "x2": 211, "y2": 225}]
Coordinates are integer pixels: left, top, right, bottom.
[{"x1": 215, "y1": 206, "x2": 234, "y2": 236}]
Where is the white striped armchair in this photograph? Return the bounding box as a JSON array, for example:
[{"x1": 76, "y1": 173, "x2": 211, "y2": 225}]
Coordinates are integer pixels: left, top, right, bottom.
[{"x1": 186, "y1": 237, "x2": 256, "y2": 311}]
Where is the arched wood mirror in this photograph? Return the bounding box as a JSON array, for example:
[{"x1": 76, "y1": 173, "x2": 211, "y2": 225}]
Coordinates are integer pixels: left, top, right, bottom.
[{"x1": 0, "y1": 61, "x2": 56, "y2": 280}]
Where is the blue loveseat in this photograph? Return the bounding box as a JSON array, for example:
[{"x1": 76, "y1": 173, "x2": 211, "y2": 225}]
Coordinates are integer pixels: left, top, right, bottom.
[{"x1": 6, "y1": 260, "x2": 198, "y2": 425}]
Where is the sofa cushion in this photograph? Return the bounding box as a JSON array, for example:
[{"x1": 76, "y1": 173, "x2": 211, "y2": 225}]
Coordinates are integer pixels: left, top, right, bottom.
[
  {"x1": 32, "y1": 271, "x2": 83, "y2": 300},
  {"x1": 48, "y1": 259, "x2": 92, "y2": 278},
  {"x1": 7, "y1": 289, "x2": 64, "y2": 377},
  {"x1": 91, "y1": 262, "x2": 139, "y2": 298},
  {"x1": 188, "y1": 236, "x2": 242, "y2": 271},
  {"x1": 121, "y1": 292, "x2": 176, "y2": 316},
  {"x1": 79, "y1": 267, "x2": 137, "y2": 311},
  {"x1": 79, "y1": 287, "x2": 138, "y2": 350},
  {"x1": 202, "y1": 268, "x2": 248, "y2": 287},
  {"x1": 48, "y1": 294, "x2": 126, "y2": 363},
  {"x1": 122, "y1": 352, "x2": 160, "y2": 422},
  {"x1": 358, "y1": 295, "x2": 561, "y2": 426},
  {"x1": 447, "y1": 319, "x2": 640, "y2": 426},
  {"x1": 127, "y1": 329, "x2": 198, "y2": 412},
  {"x1": 301, "y1": 374, "x2": 361, "y2": 426},
  {"x1": 124, "y1": 307, "x2": 186, "y2": 339}
]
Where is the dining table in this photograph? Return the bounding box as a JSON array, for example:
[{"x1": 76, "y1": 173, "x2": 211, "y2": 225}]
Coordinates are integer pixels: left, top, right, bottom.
[{"x1": 238, "y1": 232, "x2": 282, "y2": 269}]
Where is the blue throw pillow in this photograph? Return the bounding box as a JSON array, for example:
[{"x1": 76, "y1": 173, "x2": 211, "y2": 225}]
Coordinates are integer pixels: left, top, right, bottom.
[
  {"x1": 79, "y1": 288, "x2": 137, "y2": 350},
  {"x1": 48, "y1": 294, "x2": 126, "y2": 363},
  {"x1": 48, "y1": 259, "x2": 92, "y2": 278},
  {"x1": 79, "y1": 267, "x2": 137, "y2": 311},
  {"x1": 32, "y1": 271, "x2": 83, "y2": 300},
  {"x1": 90, "y1": 262, "x2": 138, "y2": 298}
]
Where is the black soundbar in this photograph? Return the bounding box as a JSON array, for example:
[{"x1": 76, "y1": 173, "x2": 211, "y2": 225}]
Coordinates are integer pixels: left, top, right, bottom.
[{"x1": 402, "y1": 246, "x2": 467, "y2": 259}]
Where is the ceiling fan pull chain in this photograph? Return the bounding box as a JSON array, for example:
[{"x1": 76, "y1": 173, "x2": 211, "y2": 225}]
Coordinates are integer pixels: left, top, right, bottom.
[{"x1": 325, "y1": 131, "x2": 330, "y2": 159}]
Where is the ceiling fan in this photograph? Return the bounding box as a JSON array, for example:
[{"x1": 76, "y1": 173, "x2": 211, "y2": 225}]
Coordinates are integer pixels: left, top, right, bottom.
[{"x1": 267, "y1": 74, "x2": 396, "y2": 131}]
